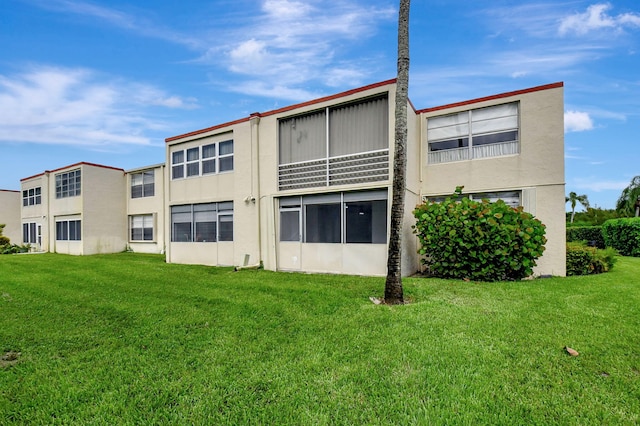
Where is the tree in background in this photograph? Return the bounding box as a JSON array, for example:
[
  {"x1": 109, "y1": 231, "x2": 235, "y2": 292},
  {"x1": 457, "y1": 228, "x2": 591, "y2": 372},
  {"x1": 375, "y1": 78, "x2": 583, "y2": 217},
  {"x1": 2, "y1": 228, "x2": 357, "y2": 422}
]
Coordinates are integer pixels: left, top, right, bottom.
[
  {"x1": 616, "y1": 175, "x2": 640, "y2": 217},
  {"x1": 384, "y1": 0, "x2": 410, "y2": 305},
  {"x1": 567, "y1": 207, "x2": 619, "y2": 227},
  {"x1": 565, "y1": 192, "x2": 590, "y2": 223}
]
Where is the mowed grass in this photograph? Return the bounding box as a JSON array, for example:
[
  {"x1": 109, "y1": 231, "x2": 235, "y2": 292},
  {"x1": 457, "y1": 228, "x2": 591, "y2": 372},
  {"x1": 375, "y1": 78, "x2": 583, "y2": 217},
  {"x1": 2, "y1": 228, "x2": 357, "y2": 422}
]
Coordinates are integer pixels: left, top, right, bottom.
[{"x1": 1, "y1": 253, "x2": 639, "y2": 425}]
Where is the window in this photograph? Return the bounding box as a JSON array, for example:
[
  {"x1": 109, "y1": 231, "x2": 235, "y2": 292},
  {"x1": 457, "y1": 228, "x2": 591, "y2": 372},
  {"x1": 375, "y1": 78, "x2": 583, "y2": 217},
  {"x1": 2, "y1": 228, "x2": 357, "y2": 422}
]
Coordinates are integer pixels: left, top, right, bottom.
[
  {"x1": 55, "y1": 170, "x2": 81, "y2": 198},
  {"x1": 130, "y1": 215, "x2": 154, "y2": 241},
  {"x1": 172, "y1": 151, "x2": 185, "y2": 179},
  {"x1": 279, "y1": 190, "x2": 387, "y2": 244},
  {"x1": 56, "y1": 219, "x2": 81, "y2": 241},
  {"x1": 425, "y1": 190, "x2": 521, "y2": 208},
  {"x1": 171, "y1": 202, "x2": 233, "y2": 242},
  {"x1": 427, "y1": 102, "x2": 519, "y2": 164},
  {"x1": 22, "y1": 222, "x2": 37, "y2": 244},
  {"x1": 22, "y1": 187, "x2": 42, "y2": 206},
  {"x1": 278, "y1": 95, "x2": 390, "y2": 190},
  {"x1": 131, "y1": 171, "x2": 155, "y2": 198},
  {"x1": 171, "y1": 139, "x2": 234, "y2": 180}
]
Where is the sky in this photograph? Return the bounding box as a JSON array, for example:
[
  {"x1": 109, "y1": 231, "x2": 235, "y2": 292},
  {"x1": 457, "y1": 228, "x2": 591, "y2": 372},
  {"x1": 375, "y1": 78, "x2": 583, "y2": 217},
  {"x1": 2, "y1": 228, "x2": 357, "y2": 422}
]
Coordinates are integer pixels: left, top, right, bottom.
[{"x1": 1, "y1": 0, "x2": 639, "y2": 210}]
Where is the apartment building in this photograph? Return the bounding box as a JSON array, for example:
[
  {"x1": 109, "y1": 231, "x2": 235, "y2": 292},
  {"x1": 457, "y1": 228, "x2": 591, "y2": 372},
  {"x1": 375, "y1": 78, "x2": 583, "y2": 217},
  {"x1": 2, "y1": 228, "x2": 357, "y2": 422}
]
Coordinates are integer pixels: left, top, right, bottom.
[
  {"x1": 165, "y1": 79, "x2": 566, "y2": 276},
  {"x1": 20, "y1": 163, "x2": 127, "y2": 255},
  {"x1": 0, "y1": 190, "x2": 21, "y2": 244},
  {"x1": 13, "y1": 79, "x2": 565, "y2": 277}
]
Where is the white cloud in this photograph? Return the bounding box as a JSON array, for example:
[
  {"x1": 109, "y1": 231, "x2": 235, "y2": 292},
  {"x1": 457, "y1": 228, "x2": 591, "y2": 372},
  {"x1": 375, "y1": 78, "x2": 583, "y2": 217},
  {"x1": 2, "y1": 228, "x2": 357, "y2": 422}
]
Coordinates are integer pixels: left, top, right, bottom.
[
  {"x1": 572, "y1": 178, "x2": 628, "y2": 191},
  {"x1": 559, "y1": 3, "x2": 640, "y2": 36},
  {"x1": 217, "y1": 0, "x2": 395, "y2": 97},
  {"x1": 30, "y1": 0, "x2": 200, "y2": 48},
  {"x1": 564, "y1": 110, "x2": 594, "y2": 132},
  {"x1": 0, "y1": 65, "x2": 196, "y2": 147}
]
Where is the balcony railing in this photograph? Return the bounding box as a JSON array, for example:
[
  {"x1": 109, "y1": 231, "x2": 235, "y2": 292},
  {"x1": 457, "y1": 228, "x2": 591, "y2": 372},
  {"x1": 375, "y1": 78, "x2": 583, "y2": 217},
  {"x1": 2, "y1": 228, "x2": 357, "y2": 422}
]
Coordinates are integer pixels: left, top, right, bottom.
[{"x1": 279, "y1": 149, "x2": 389, "y2": 191}]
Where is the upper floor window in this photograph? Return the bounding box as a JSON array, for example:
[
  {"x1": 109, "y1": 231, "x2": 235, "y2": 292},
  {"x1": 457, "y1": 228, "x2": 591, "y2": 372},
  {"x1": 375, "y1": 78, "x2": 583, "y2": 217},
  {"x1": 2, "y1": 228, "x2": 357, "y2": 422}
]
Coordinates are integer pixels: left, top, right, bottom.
[
  {"x1": 427, "y1": 102, "x2": 519, "y2": 164},
  {"x1": 172, "y1": 140, "x2": 234, "y2": 180},
  {"x1": 131, "y1": 171, "x2": 155, "y2": 198},
  {"x1": 278, "y1": 95, "x2": 389, "y2": 190},
  {"x1": 22, "y1": 187, "x2": 41, "y2": 206},
  {"x1": 55, "y1": 170, "x2": 81, "y2": 199}
]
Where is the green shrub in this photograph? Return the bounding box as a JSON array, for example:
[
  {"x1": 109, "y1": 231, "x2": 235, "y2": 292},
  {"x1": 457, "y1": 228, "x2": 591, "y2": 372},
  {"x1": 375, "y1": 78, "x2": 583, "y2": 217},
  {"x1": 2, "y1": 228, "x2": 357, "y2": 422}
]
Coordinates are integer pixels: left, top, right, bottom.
[
  {"x1": 602, "y1": 218, "x2": 640, "y2": 257},
  {"x1": 0, "y1": 235, "x2": 9, "y2": 246},
  {"x1": 566, "y1": 242, "x2": 617, "y2": 276},
  {"x1": 413, "y1": 187, "x2": 547, "y2": 281},
  {"x1": 0, "y1": 244, "x2": 30, "y2": 255},
  {"x1": 566, "y1": 226, "x2": 605, "y2": 248}
]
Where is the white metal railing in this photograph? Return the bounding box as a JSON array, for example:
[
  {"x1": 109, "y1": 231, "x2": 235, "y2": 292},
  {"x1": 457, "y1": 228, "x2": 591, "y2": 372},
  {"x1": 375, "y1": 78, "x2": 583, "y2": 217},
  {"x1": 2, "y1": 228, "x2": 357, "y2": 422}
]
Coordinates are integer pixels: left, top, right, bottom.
[{"x1": 279, "y1": 149, "x2": 389, "y2": 190}]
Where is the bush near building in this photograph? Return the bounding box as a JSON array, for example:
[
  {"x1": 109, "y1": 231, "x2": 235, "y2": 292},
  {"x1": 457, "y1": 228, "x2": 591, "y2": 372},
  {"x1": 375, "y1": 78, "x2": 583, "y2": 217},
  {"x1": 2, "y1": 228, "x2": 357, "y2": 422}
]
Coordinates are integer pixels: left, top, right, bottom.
[{"x1": 413, "y1": 187, "x2": 546, "y2": 281}]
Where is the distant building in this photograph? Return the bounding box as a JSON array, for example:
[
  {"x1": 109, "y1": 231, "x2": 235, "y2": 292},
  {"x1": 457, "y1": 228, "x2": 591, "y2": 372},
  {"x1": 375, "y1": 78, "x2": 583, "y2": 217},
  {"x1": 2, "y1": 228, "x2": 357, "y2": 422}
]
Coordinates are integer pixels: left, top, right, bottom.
[
  {"x1": 15, "y1": 79, "x2": 566, "y2": 276},
  {"x1": 0, "y1": 189, "x2": 21, "y2": 244}
]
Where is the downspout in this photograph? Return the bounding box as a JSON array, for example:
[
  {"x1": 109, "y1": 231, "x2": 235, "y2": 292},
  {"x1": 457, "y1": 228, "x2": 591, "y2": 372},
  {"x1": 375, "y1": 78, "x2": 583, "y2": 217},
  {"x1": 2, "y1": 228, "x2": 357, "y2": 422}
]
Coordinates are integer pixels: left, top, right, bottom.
[{"x1": 249, "y1": 113, "x2": 262, "y2": 268}]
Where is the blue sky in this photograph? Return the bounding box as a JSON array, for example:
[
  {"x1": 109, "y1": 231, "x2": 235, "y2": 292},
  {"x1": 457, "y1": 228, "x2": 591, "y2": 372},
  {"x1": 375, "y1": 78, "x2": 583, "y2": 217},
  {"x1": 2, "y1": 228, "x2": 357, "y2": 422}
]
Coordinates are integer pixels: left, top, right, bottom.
[{"x1": 1, "y1": 0, "x2": 639, "y2": 210}]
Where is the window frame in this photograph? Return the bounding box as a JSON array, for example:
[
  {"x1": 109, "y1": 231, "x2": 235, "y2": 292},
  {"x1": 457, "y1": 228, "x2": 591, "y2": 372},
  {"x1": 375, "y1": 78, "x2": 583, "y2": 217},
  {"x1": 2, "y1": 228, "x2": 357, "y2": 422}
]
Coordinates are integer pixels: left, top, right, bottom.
[
  {"x1": 130, "y1": 214, "x2": 155, "y2": 242},
  {"x1": 130, "y1": 171, "x2": 155, "y2": 198},
  {"x1": 170, "y1": 202, "x2": 234, "y2": 242},
  {"x1": 55, "y1": 219, "x2": 81, "y2": 241},
  {"x1": 427, "y1": 102, "x2": 519, "y2": 163},
  {"x1": 55, "y1": 170, "x2": 81, "y2": 199},
  {"x1": 279, "y1": 190, "x2": 388, "y2": 245},
  {"x1": 22, "y1": 187, "x2": 42, "y2": 206},
  {"x1": 170, "y1": 139, "x2": 234, "y2": 180}
]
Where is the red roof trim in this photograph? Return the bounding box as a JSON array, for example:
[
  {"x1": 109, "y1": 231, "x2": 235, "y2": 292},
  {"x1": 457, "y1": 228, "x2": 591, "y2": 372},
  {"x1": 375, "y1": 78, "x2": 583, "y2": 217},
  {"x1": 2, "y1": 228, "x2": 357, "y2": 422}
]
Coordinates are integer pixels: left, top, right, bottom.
[
  {"x1": 165, "y1": 78, "x2": 397, "y2": 143},
  {"x1": 417, "y1": 82, "x2": 564, "y2": 114},
  {"x1": 0, "y1": 189, "x2": 20, "y2": 193},
  {"x1": 165, "y1": 117, "x2": 249, "y2": 143},
  {"x1": 20, "y1": 162, "x2": 124, "y2": 182}
]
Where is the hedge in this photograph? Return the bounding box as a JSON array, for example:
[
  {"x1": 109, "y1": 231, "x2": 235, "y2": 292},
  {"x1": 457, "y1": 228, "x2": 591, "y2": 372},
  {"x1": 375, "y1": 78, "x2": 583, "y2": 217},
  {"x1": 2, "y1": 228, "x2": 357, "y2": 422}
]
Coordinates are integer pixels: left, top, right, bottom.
[
  {"x1": 566, "y1": 226, "x2": 605, "y2": 248},
  {"x1": 602, "y1": 218, "x2": 640, "y2": 257}
]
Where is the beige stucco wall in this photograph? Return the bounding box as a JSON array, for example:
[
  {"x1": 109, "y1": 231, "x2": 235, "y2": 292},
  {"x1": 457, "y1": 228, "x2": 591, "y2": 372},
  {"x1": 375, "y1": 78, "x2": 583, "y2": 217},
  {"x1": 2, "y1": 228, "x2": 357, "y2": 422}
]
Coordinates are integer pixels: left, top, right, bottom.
[
  {"x1": 166, "y1": 124, "x2": 261, "y2": 267},
  {"x1": 126, "y1": 165, "x2": 166, "y2": 254},
  {"x1": 44, "y1": 164, "x2": 126, "y2": 255},
  {"x1": 82, "y1": 164, "x2": 127, "y2": 255},
  {"x1": 419, "y1": 85, "x2": 566, "y2": 276},
  {"x1": 0, "y1": 190, "x2": 21, "y2": 245}
]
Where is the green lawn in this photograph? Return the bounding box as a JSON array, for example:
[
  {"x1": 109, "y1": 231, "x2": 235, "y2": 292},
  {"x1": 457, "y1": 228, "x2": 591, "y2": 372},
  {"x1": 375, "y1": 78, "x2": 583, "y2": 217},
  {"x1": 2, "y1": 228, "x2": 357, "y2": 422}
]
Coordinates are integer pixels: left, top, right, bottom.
[{"x1": 1, "y1": 253, "x2": 639, "y2": 425}]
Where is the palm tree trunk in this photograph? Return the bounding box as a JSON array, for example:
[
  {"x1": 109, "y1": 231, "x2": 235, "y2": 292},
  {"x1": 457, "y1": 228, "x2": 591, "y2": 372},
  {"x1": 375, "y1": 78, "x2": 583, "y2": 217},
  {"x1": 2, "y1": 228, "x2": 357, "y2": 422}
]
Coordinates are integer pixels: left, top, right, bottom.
[{"x1": 384, "y1": 0, "x2": 410, "y2": 305}]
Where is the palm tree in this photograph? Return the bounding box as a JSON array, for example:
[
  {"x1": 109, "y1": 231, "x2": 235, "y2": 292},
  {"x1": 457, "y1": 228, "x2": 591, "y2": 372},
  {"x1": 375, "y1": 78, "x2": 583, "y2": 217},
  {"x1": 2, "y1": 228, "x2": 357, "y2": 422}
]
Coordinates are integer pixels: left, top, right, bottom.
[
  {"x1": 616, "y1": 175, "x2": 640, "y2": 217},
  {"x1": 565, "y1": 191, "x2": 590, "y2": 223},
  {"x1": 384, "y1": 0, "x2": 410, "y2": 305}
]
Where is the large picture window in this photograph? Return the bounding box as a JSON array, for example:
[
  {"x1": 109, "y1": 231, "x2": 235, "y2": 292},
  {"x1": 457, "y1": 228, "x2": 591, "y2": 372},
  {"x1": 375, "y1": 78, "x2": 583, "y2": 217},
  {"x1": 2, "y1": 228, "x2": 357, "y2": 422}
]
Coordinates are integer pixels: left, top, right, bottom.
[
  {"x1": 171, "y1": 139, "x2": 234, "y2": 180},
  {"x1": 130, "y1": 215, "x2": 154, "y2": 241},
  {"x1": 55, "y1": 170, "x2": 81, "y2": 199},
  {"x1": 427, "y1": 102, "x2": 519, "y2": 164},
  {"x1": 171, "y1": 202, "x2": 233, "y2": 242},
  {"x1": 279, "y1": 190, "x2": 387, "y2": 244},
  {"x1": 22, "y1": 187, "x2": 41, "y2": 206},
  {"x1": 131, "y1": 171, "x2": 155, "y2": 198},
  {"x1": 56, "y1": 219, "x2": 81, "y2": 241}
]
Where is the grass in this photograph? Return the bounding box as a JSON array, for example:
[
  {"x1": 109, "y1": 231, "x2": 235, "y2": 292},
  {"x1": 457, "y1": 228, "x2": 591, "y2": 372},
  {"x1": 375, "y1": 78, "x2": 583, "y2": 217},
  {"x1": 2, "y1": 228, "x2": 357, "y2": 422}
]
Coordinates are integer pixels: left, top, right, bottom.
[{"x1": 1, "y1": 253, "x2": 639, "y2": 425}]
